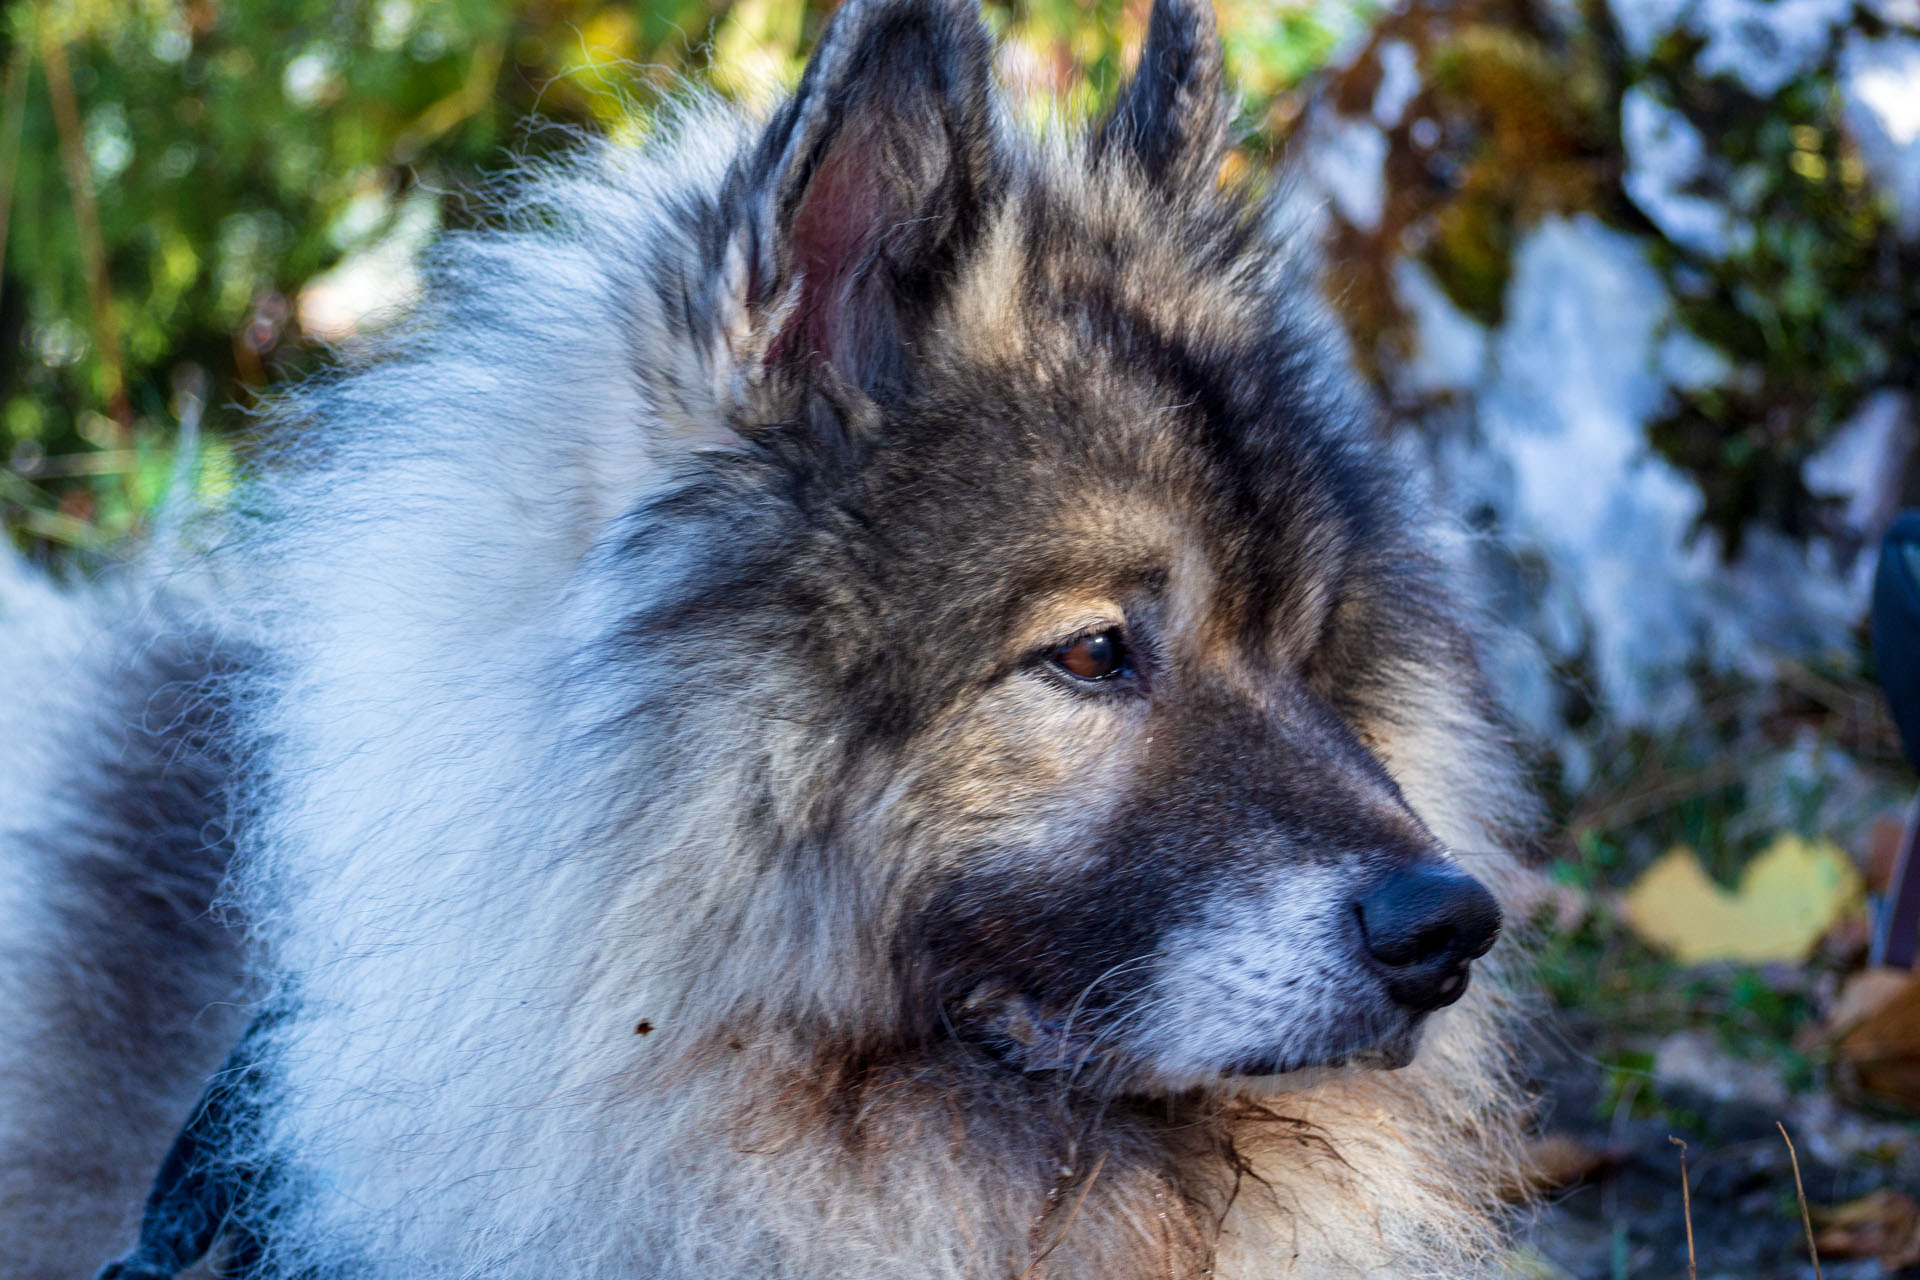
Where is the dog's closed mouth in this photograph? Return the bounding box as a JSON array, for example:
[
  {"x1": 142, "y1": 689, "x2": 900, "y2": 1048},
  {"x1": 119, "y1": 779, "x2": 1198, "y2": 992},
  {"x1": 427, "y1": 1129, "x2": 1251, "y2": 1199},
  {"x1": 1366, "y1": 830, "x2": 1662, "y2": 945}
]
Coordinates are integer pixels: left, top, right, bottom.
[{"x1": 1225, "y1": 1026, "x2": 1425, "y2": 1082}]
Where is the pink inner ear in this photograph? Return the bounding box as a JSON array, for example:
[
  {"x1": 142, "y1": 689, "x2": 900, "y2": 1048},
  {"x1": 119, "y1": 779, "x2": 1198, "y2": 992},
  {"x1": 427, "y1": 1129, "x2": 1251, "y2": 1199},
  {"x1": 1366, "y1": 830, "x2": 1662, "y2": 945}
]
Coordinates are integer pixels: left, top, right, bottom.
[{"x1": 776, "y1": 120, "x2": 901, "y2": 370}]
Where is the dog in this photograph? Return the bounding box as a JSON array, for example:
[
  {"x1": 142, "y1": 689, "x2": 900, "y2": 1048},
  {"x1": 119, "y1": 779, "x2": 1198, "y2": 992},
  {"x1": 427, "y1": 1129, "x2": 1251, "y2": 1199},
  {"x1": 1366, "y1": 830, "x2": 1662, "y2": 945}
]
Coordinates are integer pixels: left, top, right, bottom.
[{"x1": 0, "y1": 0, "x2": 1545, "y2": 1274}]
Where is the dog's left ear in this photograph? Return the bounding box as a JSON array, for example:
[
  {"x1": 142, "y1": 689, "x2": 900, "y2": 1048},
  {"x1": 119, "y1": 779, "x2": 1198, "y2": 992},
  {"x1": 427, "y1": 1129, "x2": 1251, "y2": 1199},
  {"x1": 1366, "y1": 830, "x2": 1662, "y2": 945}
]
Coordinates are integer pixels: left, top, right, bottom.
[
  {"x1": 1093, "y1": 0, "x2": 1229, "y2": 189},
  {"x1": 723, "y1": 0, "x2": 1000, "y2": 399}
]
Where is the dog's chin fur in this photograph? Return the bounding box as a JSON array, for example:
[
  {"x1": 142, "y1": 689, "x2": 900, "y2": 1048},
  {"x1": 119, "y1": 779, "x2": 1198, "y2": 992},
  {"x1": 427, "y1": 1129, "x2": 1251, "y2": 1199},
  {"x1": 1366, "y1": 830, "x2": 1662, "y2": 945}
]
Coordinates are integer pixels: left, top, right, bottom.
[{"x1": 0, "y1": 3, "x2": 1546, "y2": 1276}]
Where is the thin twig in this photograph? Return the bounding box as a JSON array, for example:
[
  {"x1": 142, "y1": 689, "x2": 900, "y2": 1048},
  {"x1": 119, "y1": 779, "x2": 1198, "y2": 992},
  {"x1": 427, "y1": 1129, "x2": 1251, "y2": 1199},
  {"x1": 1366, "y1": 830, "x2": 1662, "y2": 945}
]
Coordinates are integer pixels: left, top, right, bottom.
[
  {"x1": 0, "y1": 29, "x2": 33, "y2": 320},
  {"x1": 1777, "y1": 1122, "x2": 1822, "y2": 1280},
  {"x1": 39, "y1": 10, "x2": 129, "y2": 432},
  {"x1": 1669, "y1": 1137, "x2": 1697, "y2": 1280},
  {"x1": 1019, "y1": 1150, "x2": 1108, "y2": 1280}
]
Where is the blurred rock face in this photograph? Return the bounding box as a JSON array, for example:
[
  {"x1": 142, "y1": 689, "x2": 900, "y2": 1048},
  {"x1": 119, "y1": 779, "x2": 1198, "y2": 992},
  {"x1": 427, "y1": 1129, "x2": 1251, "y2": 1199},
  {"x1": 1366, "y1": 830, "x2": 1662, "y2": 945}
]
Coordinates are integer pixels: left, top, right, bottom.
[{"x1": 1289, "y1": 0, "x2": 1919, "y2": 789}]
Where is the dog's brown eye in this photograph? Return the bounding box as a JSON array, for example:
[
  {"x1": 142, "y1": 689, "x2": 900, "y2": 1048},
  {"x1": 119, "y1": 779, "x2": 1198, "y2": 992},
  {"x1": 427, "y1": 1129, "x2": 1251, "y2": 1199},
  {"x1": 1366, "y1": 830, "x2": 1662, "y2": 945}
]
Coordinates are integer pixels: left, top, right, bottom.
[{"x1": 1052, "y1": 630, "x2": 1128, "y2": 681}]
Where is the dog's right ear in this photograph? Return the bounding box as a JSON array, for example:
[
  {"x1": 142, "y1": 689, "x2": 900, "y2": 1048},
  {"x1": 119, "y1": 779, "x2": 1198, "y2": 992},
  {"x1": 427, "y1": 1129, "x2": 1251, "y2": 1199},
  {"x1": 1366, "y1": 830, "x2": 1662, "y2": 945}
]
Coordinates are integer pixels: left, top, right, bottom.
[
  {"x1": 1093, "y1": 0, "x2": 1229, "y2": 189},
  {"x1": 712, "y1": 0, "x2": 999, "y2": 405}
]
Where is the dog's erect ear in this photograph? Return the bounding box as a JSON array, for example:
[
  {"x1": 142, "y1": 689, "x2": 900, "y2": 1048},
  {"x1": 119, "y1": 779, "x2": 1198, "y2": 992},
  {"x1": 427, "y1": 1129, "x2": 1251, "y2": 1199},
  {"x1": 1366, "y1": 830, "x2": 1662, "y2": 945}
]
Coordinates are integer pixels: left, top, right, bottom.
[
  {"x1": 733, "y1": 0, "x2": 998, "y2": 396},
  {"x1": 1093, "y1": 0, "x2": 1229, "y2": 189}
]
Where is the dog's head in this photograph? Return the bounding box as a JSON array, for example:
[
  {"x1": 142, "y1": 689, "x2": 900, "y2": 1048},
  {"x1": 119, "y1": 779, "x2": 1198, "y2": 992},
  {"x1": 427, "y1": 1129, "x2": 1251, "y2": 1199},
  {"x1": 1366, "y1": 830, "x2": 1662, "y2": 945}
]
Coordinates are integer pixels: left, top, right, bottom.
[{"x1": 616, "y1": 0, "x2": 1511, "y2": 1095}]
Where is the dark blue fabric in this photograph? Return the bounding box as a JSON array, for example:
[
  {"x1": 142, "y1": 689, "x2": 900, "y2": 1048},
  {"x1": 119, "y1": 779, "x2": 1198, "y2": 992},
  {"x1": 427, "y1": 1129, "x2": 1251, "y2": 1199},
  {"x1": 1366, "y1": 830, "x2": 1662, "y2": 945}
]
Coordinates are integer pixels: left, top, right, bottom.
[
  {"x1": 95, "y1": 1013, "x2": 278, "y2": 1280},
  {"x1": 1874, "y1": 511, "x2": 1920, "y2": 769}
]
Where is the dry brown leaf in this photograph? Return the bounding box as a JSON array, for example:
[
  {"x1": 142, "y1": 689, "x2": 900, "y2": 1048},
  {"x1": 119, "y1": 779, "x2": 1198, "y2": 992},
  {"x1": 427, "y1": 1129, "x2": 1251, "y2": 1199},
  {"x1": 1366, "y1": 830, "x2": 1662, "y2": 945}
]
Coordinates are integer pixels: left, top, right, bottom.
[
  {"x1": 1838, "y1": 971, "x2": 1920, "y2": 1111},
  {"x1": 1622, "y1": 835, "x2": 1864, "y2": 966},
  {"x1": 1814, "y1": 1188, "x2": 1920, "y2": 1270},
  {"x1": 1824, "y1": 967, "x2": 1914, "y2": 1037}
]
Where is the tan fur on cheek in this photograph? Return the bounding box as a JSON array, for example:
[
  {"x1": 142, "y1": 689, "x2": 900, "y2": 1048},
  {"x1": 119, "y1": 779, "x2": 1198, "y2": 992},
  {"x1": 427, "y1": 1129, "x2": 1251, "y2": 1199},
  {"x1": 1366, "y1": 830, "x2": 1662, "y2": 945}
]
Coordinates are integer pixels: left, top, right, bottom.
[{"x1": 898, "y1": 674, "x2": 1149, "y2": 877}]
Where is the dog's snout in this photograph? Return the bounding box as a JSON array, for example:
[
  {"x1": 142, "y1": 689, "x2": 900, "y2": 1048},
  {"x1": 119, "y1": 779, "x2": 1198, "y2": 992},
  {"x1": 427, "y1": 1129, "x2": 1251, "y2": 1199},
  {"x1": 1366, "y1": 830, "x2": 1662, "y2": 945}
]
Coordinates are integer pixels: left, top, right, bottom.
[{"x1": 1354, "y1": 866, "x2": 1501, "y2": 1013}]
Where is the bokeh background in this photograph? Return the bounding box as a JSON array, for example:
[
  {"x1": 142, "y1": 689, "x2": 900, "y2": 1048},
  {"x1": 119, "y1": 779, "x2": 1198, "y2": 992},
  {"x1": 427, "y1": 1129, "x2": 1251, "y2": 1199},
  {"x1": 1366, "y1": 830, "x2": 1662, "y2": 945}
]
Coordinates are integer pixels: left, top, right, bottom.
[{"x1": 3, "y1": 0, "x2": 1919, "y2": 1274}]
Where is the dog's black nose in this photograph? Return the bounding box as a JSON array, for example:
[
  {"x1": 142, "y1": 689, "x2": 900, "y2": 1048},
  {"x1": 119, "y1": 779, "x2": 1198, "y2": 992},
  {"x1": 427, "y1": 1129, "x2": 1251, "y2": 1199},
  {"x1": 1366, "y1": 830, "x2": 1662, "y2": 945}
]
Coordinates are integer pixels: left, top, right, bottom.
[{"x1": 1355, "y1": 865, "x2": 1502, "y2": 1013}]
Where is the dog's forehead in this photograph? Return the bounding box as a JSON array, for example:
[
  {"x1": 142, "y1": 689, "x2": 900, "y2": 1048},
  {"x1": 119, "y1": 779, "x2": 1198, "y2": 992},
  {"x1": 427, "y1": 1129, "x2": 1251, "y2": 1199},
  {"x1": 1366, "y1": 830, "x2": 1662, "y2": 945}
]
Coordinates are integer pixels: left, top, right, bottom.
[
  {"x1": 854, "y1": 367, "x2": 1352, "y2": 670},
  {"x1": 941, "y1": 164, "x2": 1274, "y2": 371},
  {"x1": 886, "y1": 229, "x2": 1356, "y2": 602}
]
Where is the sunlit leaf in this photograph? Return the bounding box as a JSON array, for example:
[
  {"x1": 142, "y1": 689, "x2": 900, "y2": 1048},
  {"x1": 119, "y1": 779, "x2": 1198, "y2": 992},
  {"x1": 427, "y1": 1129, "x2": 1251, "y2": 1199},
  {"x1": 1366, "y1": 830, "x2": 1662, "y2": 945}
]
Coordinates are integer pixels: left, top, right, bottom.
[{"x1": 1622, "y1": 834, "x2": 1864, "y2": 965}]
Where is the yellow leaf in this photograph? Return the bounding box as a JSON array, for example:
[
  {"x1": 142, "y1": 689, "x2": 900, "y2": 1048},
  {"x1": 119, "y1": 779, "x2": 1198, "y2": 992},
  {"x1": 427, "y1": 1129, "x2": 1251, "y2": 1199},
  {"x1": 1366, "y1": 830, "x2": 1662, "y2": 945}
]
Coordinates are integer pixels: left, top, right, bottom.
[{"x1": 1621, "y1": 835, "x2": 1863, "y2": 966}]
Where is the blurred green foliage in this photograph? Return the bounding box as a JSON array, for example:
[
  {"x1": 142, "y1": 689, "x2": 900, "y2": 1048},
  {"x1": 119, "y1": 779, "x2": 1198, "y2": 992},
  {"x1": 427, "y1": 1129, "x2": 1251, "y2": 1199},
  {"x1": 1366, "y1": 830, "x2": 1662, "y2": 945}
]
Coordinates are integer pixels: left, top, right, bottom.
[
  {"x1": 0, "y1": 0, "x2": 1362, "y2": 559},
  {"x1": 2, "y1": 0, "x2": 739, "y2": 553}
]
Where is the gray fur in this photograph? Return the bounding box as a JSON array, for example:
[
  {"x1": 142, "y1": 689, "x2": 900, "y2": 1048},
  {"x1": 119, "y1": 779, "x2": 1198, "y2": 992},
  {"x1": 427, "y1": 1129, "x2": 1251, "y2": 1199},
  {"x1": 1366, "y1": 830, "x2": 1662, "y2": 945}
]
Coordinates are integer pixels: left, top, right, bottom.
[
  {"x1": 0, "y1": 566, "x2": 250, "y2": 1277},
  {"x1": 0, "y1": 1, "x2": 1546, "y2": 1275}
]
